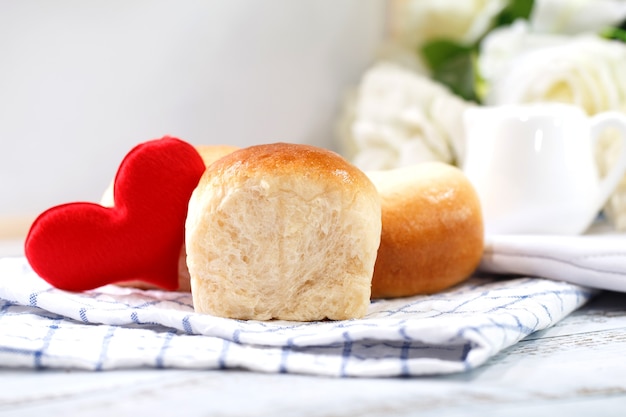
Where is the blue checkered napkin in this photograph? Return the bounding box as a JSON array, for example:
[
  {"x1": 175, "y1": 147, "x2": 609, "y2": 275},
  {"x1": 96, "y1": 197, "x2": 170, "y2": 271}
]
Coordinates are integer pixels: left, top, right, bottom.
[{"x1": 0, "y1": 257, "x2": 595, "y2": 377}]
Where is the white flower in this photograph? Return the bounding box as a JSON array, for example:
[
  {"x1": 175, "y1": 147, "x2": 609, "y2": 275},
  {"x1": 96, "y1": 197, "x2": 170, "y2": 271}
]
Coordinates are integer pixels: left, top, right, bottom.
[
  {"x1": 530, "y1": 0, "x2": 626, "y2": 35},
  {"x1": 394, "y1": 0, "x2": 508, "y2": 48},
  {"x1": 337, "y1": 62, "x2": 472, "y2": 171},
  {"x1": 479, "y1": 21, "x2": 626, "y2": 114}
]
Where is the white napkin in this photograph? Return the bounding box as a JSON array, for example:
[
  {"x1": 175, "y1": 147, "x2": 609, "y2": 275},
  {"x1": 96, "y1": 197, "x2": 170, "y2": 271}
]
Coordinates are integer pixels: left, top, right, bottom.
[
  {"x1": 0, "y1": 257, "x2": 594, "y2": 377},
  {"x1": 480, "y1": 225, "x2": 626, "y2": 292}
]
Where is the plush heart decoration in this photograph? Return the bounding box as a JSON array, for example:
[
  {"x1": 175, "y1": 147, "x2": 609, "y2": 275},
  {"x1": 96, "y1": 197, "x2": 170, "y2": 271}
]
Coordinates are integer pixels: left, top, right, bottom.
[{"x1": 25, "y1": 137, "x2": 206, "y2": 291}]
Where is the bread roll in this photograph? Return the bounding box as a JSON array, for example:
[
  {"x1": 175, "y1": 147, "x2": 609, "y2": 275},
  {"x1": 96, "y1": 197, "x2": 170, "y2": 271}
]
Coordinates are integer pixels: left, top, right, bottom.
[
  {"x1": 185, "y1": 143, "x2": 382, "y2": 321},
  {"x1": 366, "y1": 162, "x2": 484, "y2": 298},
  {"x1": 101, "y1": 144, "x2": 239, "y2": 291}
]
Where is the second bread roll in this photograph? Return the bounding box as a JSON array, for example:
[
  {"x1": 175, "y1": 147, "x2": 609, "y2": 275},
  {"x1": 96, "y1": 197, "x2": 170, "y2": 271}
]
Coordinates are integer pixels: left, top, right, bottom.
[
  {"x1": 367, "y1": 162, "x2": 484, "y2": 298},
  {"x1": 186, "y1": 143, "x2": 382, "y2": 321}
]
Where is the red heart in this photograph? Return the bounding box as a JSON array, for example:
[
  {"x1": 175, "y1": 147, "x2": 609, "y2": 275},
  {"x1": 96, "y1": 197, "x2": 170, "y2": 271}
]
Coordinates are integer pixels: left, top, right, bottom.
[{"x1": 25, "y1": 137, "x2": 205, "y2": 291}]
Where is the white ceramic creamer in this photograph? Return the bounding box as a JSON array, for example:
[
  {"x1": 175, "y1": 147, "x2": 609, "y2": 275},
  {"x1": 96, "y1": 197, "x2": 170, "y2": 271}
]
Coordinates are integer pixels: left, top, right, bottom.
[{"x1": 462, "y1": 103, "x2": 626, "y2": 235}]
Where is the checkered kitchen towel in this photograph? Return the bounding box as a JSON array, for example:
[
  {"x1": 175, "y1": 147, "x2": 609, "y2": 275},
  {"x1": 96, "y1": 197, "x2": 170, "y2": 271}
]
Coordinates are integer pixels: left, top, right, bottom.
[{"x1": 0, "y1": 257, "x2": 595, "y2": 377}]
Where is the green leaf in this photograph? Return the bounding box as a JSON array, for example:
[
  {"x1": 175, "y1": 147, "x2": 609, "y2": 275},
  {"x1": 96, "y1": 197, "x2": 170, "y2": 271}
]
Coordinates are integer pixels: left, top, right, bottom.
[
  {"x1": 422, "y1": 40, "x2": 478, "y2": 102},
  {"x1": 422, "y1": 40, "x2": 473, "y2": 71},
  {"x1": 472, "y1": 53, "x2": 488, "y2": 103},
  {"x1": 601, "y1": 26, "x2": 626, "y2": 43},
  {"x1": 419, "y1": 0, "x2": 537, "y2": 103},
  {"x1": 495, "y1": 0, "x2": 535, "y2": 27},
  {"x1": 433, "y1": 55, "x2": 478, "y2": 103}
]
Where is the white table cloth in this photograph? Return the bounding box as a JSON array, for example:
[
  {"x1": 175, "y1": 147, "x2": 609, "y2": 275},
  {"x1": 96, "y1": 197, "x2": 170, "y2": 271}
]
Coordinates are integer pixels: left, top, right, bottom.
[{"x1": 481, "y1": 226, "x2": 626, "y2": 292}]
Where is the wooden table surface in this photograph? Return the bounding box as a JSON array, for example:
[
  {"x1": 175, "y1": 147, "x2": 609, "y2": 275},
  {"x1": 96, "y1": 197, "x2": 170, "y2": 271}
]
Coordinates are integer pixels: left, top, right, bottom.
[{"x1": 1, "y1": 240, "x2": 625, "y2": 417}]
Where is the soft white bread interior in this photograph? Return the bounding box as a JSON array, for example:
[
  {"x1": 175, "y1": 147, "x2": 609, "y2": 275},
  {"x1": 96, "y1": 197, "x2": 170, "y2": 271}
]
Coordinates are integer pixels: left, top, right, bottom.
[
  {"x1": 100, "y1": 144, "x2": 239, "y2": 291},
  {"x1": 185, "y1": 142, "x2": 382, "y2": 321},
  {"x1": 366, "y1": 162, "x2": 484, "y2": 298}
]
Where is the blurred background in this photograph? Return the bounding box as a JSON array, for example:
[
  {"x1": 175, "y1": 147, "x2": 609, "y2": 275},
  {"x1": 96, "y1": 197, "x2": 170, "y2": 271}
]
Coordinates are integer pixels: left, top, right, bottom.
[
  {"x1": 0, "y1": 0, "x2": 388, "y2": 238},
  {"x1": 4, "y1": 0, "x2": 626, "y2": 242}
]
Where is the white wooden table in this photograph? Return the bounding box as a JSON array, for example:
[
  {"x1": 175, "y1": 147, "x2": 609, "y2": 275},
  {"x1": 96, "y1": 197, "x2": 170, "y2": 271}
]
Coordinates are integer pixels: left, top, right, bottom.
[{"x1": 1, "y1": 240, "x2": 625, "y2": 416}]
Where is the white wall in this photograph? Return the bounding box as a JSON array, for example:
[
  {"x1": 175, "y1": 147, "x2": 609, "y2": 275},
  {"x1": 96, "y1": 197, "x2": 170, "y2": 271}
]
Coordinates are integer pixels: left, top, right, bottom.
[{"x1": 0, "y1": 0, "x2": 386, "y2": 222}]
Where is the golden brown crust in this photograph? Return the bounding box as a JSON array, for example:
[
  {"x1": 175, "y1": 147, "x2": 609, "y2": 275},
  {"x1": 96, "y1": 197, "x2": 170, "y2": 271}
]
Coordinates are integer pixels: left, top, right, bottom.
[
  {"x1": 202, "y1": 142, "x2": 371, "y2": 190},
  {"x1": 367, "y1": 162, "x2": 484, "y2": 298}
]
